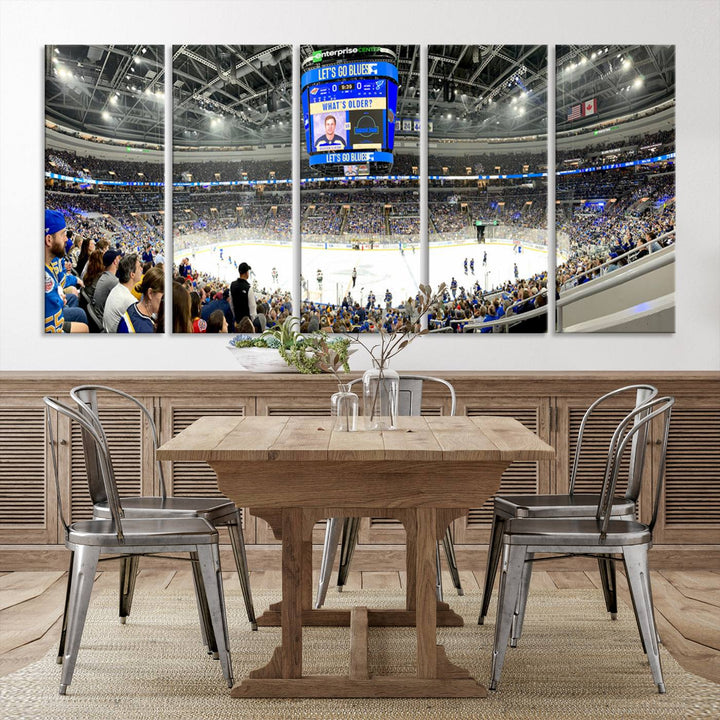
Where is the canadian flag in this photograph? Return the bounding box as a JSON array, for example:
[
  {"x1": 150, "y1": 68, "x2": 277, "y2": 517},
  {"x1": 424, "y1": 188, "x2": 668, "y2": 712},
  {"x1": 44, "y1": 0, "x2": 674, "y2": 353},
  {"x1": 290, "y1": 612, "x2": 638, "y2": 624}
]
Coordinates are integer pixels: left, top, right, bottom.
[{"x1": 584, "y1": 98, "x2": 597, "y2": 116}]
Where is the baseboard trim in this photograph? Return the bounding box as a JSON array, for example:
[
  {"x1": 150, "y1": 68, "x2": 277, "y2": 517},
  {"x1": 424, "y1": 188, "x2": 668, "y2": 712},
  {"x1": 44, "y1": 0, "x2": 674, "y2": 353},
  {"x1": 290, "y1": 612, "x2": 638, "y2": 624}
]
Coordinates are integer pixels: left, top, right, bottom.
[{"x1": 1, "y1": 544, "x2": 718, "y2": 572}]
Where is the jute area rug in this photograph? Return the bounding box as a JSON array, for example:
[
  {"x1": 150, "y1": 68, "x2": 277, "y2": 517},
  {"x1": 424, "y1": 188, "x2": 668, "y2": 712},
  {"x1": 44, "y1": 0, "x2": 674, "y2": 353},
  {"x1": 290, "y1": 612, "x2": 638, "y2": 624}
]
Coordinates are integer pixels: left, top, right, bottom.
[{"x1": 1, "y1": 584, "x2": 717, "y2": 720}]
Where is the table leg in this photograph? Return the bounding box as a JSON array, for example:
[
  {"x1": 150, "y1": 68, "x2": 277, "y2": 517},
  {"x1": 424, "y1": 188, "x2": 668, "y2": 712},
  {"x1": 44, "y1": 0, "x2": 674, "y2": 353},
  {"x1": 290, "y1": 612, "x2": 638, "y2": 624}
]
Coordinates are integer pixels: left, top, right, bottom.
[
  {"x1": 281, "y1": 507, "x2": 303, "y2": 678},
  {"x1": 255, "y1": 506, "x2": 464, "y2": 628},
  {"x1": 236, "y1": 507, "x2": 304, "y2": 688},
  {"x1": 234, "y1": 505, "x2": 485, "y2": 698},
  {"x1": 415, "y1": 508, "x2": 438, "y2": 678}
]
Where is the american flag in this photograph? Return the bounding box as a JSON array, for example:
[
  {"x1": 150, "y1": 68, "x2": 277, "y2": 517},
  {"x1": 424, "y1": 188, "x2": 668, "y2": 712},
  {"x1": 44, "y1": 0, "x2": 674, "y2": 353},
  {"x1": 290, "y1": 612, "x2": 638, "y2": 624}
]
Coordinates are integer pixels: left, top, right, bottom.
[{"x1": 567, "y1": 103, "x2": 583, "y2": 121}]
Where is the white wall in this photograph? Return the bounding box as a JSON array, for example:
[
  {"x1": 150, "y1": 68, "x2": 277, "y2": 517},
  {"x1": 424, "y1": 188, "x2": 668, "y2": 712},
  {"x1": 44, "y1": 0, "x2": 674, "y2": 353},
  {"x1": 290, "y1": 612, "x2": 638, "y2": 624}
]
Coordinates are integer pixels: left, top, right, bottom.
[{"x1": 1, "y1": 0, "x2": 718, "y2": 372}]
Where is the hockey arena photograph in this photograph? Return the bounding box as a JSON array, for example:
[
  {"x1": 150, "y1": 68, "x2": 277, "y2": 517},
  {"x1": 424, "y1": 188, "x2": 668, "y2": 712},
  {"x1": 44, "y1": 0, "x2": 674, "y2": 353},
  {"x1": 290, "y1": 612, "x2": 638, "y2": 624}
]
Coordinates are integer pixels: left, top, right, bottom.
[{"x1": 1, "y1": 1, "x2": 719, "y2": 719}]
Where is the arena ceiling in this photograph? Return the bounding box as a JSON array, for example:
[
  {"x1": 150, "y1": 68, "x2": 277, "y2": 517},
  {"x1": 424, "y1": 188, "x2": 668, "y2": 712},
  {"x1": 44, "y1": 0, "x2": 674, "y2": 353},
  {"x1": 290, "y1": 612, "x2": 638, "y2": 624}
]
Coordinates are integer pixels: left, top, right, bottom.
[
  {"x1": 45, "y1": 45, "x2": 165, "y2": 146},
  {"x1": 45, "y1": 44, "x2": 674, "y2": 149},
  {"x1": 173, "y1": 45, "x2": 293, "y2": 148},
  {"x1": 555, "y1": 45, "x2": 675, "y2": 132}
]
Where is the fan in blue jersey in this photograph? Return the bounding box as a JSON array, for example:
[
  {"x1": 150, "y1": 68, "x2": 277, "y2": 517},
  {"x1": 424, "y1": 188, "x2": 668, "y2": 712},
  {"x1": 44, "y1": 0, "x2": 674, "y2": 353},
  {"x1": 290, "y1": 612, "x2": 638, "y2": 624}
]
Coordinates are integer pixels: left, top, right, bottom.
[{"x1": 44, "y1": 210, "x2": 88, "y2": 333}]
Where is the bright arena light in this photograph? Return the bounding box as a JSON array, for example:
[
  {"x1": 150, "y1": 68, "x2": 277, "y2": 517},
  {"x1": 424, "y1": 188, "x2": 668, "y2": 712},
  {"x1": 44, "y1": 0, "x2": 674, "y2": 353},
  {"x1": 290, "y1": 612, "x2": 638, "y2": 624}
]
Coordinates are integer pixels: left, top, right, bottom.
[{"x1": 634, "y1": 76, "x2": 643, "y2": 88}]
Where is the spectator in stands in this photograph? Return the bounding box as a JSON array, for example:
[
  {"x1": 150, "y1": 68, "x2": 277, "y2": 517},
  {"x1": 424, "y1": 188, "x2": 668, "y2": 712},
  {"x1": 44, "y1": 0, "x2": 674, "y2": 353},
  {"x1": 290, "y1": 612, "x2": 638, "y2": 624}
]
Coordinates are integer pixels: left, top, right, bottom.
[
  {"x1": 172, "y1": 282, "x2": 193, "y2": 333},
  {"x1": 207, "y1": 310, "x2": 229, "y2": 333},
  {"x1": 103, "y1": 254, "x2": 142, "y2": 333},
  {"x1": 92, "y1": 249, "x2": 122, "y2": 323},
  {"x1": 230, "y1": 262, "x2": 255, "y2": 331},
  {"x1": 645, "y1": 231, "x2": 663, "y2": 253},
  {"x1": 82, "y1": 250, "x2": 105, "y2": 303},
  {"x1": 189, "y1": 291, "x2": 206, "y2": 332},
  {"x1": 54, "y1": 256, "x2": 83, "y2": 309},
  {"x1": 201, "y1": 289, "x2": 234, "y2": 331},
  {"x1": 235, "y1": 316, "x2": 254, "y2": 334},
  {"x1": 44, "y1": 209, "x2": 88, "y2": 333},
  {"x1": 65, "y1": 229, "x2": 76, "y2": 257},
  {"x1": 117, "y1": 265, "x2": 164, "y2": 333},
  {"x1": 75, "y1": 237, "x2": 95, "y2": 279},
  {"x1": 178, "y1": 258, "x2": 192, "y2": 279}
]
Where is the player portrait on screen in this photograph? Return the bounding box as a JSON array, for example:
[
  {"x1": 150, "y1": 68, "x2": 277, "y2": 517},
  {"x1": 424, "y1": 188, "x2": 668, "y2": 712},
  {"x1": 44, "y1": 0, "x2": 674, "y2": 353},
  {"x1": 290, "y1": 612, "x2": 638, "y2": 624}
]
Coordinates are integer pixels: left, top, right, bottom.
[{"x1": 314, "y1": 113, "x2": 347, "y2": 151}]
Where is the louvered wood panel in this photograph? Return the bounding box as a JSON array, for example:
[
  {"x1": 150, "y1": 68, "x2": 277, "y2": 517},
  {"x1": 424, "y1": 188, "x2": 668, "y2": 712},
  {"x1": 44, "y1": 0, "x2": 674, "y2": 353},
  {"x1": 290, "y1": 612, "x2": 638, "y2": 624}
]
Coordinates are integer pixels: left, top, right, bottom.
[
  {"x1": 0, "y1": 407, "x2": 46, "y2": 527},
  {"x1": 663, "y1": 408, "x2": 720, "y2": 525},
  {"x1": 70, "y1": 408, "x2": 144, "y2": 521},
  {"x1": 465, "y1": 407, "x2": 539, "y2": 526}
]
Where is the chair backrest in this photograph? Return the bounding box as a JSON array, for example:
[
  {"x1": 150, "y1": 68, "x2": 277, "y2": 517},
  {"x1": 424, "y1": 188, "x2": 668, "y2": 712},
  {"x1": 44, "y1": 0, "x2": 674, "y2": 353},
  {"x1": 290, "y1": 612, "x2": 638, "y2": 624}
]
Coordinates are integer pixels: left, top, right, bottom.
[
  {"x1": 596, "y1": 395, "x2": 674, "y2": 535},
  {"x1": 348, "y1": 374, "x2": 456, "y2": 417},
  {"x1": 70, "y1": 385, "x2": 167, "y2": 501},
  {"x1": 570, "y1": 384, "x2": 658, "y2": 501},
  {"x1": 43, "y1": 396, "x2": 126, "y2": 541}
]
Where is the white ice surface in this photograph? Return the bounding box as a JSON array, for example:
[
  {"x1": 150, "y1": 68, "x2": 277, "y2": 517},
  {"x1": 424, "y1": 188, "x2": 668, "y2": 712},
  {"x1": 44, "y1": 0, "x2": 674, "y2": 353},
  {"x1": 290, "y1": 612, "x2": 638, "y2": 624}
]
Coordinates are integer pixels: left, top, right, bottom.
[{"x1": 175, "y1": 237, "x2": 562, "y2": 305}]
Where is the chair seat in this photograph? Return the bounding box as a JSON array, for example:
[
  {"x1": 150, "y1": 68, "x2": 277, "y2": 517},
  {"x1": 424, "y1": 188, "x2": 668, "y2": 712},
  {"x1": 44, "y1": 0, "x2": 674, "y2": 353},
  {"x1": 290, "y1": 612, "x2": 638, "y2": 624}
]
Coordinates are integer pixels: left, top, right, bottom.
[
  {"x1": 496, "y1": 493, "x2": 635, "y2": 519},
  {"x1": 68, "y1": 517, "x2": 218, "y2": 547},
  {"x1": 505, "y1": 517, "x2": 651, "y2": 547},
  {"x1": 94, "y1": 496, "x2": 236, "y2": 521}
]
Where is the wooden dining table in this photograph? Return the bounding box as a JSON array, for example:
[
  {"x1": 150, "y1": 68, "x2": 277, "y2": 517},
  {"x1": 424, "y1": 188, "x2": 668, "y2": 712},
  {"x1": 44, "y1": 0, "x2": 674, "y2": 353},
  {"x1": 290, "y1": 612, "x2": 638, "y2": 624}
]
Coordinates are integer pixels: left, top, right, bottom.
[{"x1": 157, "y1": 414, "x2": 554, "y2": 698}]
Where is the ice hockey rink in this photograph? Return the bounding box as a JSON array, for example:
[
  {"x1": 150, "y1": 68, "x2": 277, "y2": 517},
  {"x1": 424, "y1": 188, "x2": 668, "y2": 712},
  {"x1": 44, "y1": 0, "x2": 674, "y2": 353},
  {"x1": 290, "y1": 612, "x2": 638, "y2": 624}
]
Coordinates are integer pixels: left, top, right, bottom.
[{"x1": 174, "y1": 237, "x2": 563, "y2": 306}]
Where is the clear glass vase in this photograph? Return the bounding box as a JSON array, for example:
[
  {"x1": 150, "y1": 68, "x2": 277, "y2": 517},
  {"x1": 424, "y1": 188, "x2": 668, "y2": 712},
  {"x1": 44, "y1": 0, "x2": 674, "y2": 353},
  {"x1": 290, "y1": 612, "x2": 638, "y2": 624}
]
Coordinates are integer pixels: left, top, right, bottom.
[
  {"x1": 362, "y1": 365, "x2": 400, "y2": 430},
  {"x1": 331, "y1": 383, "x2": 359, "y2": 432}
]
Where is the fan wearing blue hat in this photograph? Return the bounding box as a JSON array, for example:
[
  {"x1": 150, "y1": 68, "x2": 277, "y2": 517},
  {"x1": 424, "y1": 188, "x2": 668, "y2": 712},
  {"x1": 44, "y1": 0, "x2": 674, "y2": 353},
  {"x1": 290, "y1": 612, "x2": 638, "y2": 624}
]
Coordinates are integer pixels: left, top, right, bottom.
[{"x1": 44, "y1": 209, "x2": 88, "y2": 333}]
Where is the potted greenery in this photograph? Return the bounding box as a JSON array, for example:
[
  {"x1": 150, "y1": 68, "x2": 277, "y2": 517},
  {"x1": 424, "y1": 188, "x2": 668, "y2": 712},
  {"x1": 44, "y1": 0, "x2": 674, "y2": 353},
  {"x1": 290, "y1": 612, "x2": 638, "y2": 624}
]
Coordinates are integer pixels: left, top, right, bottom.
[{"x1": 228, "y1": 317, "x2": 352, "y2": 374}]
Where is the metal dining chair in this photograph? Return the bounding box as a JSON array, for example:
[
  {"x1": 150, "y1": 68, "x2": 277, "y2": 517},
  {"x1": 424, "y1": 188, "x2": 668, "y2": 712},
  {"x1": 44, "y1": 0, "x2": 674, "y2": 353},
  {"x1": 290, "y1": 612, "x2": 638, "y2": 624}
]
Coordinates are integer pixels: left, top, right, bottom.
[
  {"x1": 478, "y1": 384, "x2": 658, "y2": 626},
  {"x1": 489, "y1": 395, "x2": 674, "y2": 694},
  {"x1": 64, "y1": 385, "x2": 256, "y2": 640},
  {"x1": 44, "y1": 396, "x2": 233, "y2": 695},
  {"x1": 315, "y1": 374, "x2": 463, "y2": 608}
]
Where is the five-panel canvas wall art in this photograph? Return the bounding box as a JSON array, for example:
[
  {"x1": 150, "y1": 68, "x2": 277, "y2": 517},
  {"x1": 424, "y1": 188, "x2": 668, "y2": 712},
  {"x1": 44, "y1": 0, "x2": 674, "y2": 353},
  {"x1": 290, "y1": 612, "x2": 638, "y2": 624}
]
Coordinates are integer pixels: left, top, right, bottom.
[{"x1": 45, "y1": 45, "x2": 675, "y2": 335}]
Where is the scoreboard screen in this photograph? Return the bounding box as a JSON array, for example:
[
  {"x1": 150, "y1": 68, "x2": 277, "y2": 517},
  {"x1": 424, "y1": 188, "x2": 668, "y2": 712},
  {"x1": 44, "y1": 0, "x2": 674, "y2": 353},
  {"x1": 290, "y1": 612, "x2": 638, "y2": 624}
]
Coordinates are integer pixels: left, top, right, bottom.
[{"x1": 301, "y1": 59, "x2": 398, "y2": 169}]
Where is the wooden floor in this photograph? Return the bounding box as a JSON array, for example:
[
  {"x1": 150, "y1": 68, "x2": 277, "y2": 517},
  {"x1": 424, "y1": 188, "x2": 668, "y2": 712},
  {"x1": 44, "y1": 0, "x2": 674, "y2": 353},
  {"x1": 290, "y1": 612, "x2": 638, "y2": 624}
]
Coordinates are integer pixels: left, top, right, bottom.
[{"x1": 1, "y1": 568, "x2": 718, "y2": 685}]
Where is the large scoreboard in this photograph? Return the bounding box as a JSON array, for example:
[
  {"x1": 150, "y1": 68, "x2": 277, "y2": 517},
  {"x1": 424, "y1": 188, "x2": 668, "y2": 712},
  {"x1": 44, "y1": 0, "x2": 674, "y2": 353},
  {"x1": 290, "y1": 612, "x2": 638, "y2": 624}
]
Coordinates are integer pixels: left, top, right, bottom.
[{"x1": 301, "y1": 47, "x2": 399, "y2": 174}]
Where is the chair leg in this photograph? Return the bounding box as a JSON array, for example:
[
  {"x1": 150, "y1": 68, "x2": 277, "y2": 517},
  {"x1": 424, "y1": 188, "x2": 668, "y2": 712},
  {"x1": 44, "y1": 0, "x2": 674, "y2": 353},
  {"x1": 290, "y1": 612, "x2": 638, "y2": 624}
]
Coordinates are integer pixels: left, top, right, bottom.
[
  {"x1": 197, "y1": 544, "x2": 234, "y2": 688},
  {"x1": 597, "y1": 555, "x2": 618, "y2": 619},
  {"x1": 59, "y1": 544, "x2": 100, "y2": 695},
  {"x1": 315, "y1": 517, "x2": 343, "y2": 609},
  {"x1": 227, "y1": 510, "x2": 257, "y2": 630},
  {"x1": 479, "y1": 512, "x2": 506, "y2": 625},
  {"x1": 489, "y1": 543, "x2": 527, "y2": 692},
  {"x1": 191, "y1": 551, "x2": 217, "y2": 656},
  {"x1": 510, "y1": 552, "x2": 534, "y2": 647},
  {"x1": 435, "y1": 542, "x2": 444, "y2": 602},
  {"x1": 118, "y1": 555, "x2": 139, "y2": 624},
  {"x1": 442, "y1": 526, "x2": 464, "y2": 596},
  {"x1": 57, "y1": 551, "x2": 75, "y2": 664},
  {"x1": 337, "y1": 517, "x2": 361, "y2": 591},
  {"x1": 623, "y1": 544, "x2": 665, "y2": 694}
]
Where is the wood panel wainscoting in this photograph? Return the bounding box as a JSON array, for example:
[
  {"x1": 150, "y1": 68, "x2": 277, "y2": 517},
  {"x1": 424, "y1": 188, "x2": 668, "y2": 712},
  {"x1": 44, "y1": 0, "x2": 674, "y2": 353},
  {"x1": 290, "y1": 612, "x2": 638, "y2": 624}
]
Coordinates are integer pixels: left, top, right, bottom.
[{"x1": 1, "y1": 371, "x2": 718, "y2": 572}]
